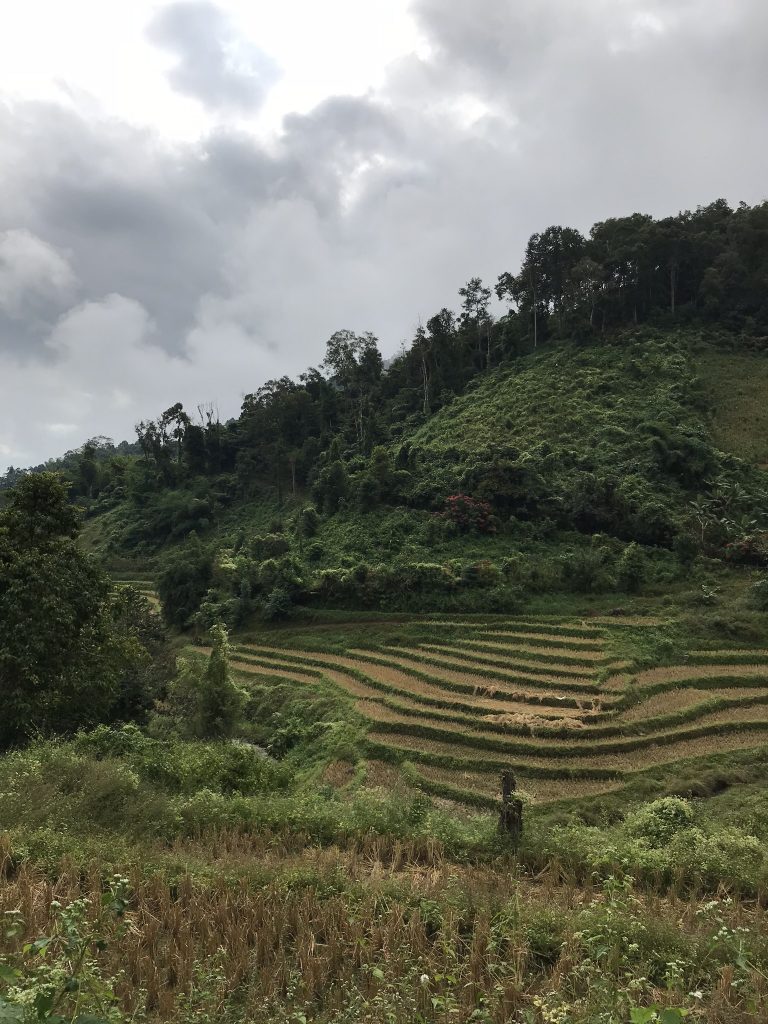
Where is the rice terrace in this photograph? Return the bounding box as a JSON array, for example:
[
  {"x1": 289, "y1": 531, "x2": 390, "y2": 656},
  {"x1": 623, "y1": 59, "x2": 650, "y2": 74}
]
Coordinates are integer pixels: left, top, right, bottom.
[{"x1": 220, "y1": 612, "x2": 768, "y2": 807}]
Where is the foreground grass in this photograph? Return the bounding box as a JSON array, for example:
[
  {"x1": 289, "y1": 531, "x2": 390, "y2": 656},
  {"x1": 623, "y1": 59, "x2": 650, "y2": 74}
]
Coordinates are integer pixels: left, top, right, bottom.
[
  {"x1": 3, "y1": 833, "x2": 768, "y2": 1024},
  {"x1": 4, "y1": 724, "x2": 768, "y2": 1021}
]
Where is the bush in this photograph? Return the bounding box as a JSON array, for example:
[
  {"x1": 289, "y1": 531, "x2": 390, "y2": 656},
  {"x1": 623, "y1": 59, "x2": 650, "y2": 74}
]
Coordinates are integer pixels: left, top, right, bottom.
[
  {"x1": 262, "y1": 585, "x2": 294, "y2": 621},
  {"x1": 624, "y1": 797, "x2": 696, "y2": 847},
  {"x1": 617, "y1": 542, "x2": 647, "y2": 593},
  {"x1": 157, "y1": 537, "x2": 214, "y2": 628},
  {"x1": 306, "y1": 541, "x2": 325, "y2": 562},
  {"x1": 250, "y1": 533, "x2": 291, "y2": 560},
  {"x1": 561, "y1": 544, "x2": 615, "y2": 593},
  {"x1": 673, "y1": 531, "x2": 699, "y2": 567},
  {"x1": 461, "y1": 560, "x2": 501, "y2": 587},
  {"x1": 152, "y1": 626, "x2": 246, "y2": 740},
  {"x1": 439, "y1": 494, "x2": 495, "y2": 533},
  {"x1": 297, "y1": 505, "x2": 320, "y2": 538}
]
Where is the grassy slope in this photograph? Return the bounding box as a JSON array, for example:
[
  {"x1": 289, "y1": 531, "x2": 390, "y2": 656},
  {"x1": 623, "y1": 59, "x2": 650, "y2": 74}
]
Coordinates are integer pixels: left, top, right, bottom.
[
  {"x1": 696, "y1": 348, "x2": 768, "y2": 467},
  {"x1": 409, "y1": 335, "x2": 696, "y2": 472},
  {"x1": 296, "y1": 334, "x2": 730, "y2": 576}
]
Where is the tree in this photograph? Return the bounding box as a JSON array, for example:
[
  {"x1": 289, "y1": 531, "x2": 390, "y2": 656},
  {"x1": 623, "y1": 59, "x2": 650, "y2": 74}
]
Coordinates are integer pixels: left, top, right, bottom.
[
  {"x1": 108, "y1": 585, "x2": 174, "y2": 723},
  {"x1": 508, "y1": 227, "x2": 586, "y2": 343},
  {"x1": 412, "y1": 324, "x2": 433, "y2": 415},
  {"x1": 459, "y1": 277, "x2": 493, "y2": 368},
  {"x1": 76, "y1": 440, "x2": 100, "y2": 498},
  {"x1": 323, "y1": 330, "x2": 383, "y2": 449},
  {"x1": 152, "y1": 624, "x2": 244, "y2": 739},
  {"x1": 157, "y1": 536, "x2": 214, "y2": 628},
  {"x1": 0, "y1": 474, "x2": 125, "y2": 746},
  {"x1": 588, "y1": 214, "x2": 653, "y2": 326},
  {"x1": 198, "y1": 624, "x2": 244, "y2": 738}
]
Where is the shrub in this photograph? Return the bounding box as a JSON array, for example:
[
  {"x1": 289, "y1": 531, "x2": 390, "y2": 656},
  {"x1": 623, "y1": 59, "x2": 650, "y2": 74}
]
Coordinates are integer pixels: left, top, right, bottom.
[
  {"x1": 673, "y1": 531, "x2": 699, "y2": 567},
  {"x1": 561, "y1": 544, "x2": 615, "y2": 593},
  {"x1": 198, "y1": 624, "x2": 246, "y2": 738},
  {"x1": 624, "y1": 797, "x2": 696, "y2": 847},
  {"x1": 306, "y1": 541, "x2": 325, "y2": 562},
  {"x1": 153, "y1": 626, "x2": 246, "y2": 740},
  {"x1": 250, "y1": 533, "x2": 290, "y2": 560},
  {"x1": 297, "y1": 505, "x2": 320, "y2": 538},
  {"x1": 439, "y1": 494, "x2": 495, "y2": 533},
  {"x1": 194, "y1": 589, "x2": 242, "y2": 630},
  {"x1": 724, "y1": 531, "x2": 768, "y2": 566},
  {"x1": 157, "y1": 537, "x2": 214, "y2": 628},
  {"x1": 617, "y1": 541, "x2": 647, "y2": 593},
  {"x1": 262, "y1": 585, "x2": 294, "y2": 621},
  {"x1": 461, "y1": 560, "x2": 501, "y2": 587}
]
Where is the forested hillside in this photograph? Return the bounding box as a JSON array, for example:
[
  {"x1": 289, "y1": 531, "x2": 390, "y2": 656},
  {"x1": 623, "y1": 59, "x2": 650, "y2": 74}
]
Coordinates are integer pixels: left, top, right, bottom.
[{"x1": 3, "y1": 199, "x2": 768, "y2": 630}]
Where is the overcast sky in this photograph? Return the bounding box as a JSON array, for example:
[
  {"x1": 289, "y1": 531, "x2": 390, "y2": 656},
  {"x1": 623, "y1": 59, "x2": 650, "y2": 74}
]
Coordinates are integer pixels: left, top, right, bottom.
[{"x1": 1, "y1": 0, "x2": 767, "y2": 471}]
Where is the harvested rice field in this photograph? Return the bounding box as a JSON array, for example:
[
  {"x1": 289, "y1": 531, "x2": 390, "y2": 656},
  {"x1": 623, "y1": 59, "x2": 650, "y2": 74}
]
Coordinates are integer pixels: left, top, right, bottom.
[
  {"x1": 414, "y1": 642, "x2": 596, "y2": 678},
  {"x1": 236, "y1": 644, "x2": 590, "y2": 714},
  {"x1": 224, "y1": 614, "x2": 768, "y2": 807},
  {"x1": 350, "y1": 649, "x2": 598, "y2": 698},
  {"x1": 619, "y1": 687, "x2": 768, "y2": 722},
  {"x1": 413, "y1": 764, "x2": 623, "y2": 803}
]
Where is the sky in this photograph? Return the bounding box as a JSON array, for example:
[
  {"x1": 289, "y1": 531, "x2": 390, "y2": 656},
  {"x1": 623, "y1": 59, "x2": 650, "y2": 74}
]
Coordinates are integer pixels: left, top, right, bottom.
[{"x1": 1, "y1": 0, "x2": 767, "y2": 471}]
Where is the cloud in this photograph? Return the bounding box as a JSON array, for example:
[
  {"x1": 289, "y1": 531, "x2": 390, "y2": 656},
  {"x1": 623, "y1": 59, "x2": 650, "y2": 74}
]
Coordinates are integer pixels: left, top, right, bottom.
[
  {"x1": 2, "y1": 0, "x2": 768, "y2": 470},
  {"x1": 147, "y1": 1, "x2": 280, "y2": 112},
  {"x1": 0, "y1": 229, "x2": 77, "y2": 318},
  {"x1": 0, "y1": 292, "x2": 300, "y2": 467}
]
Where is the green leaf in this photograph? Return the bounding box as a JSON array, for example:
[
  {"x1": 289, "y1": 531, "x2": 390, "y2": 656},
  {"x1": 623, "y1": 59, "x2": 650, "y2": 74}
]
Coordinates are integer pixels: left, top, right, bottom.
[
  {"x1": 0, "y1": 1001, "x2": 25, "y2": 1023},
  {"x1": 371, "y1": 967, "x2": 385, "y2": 980},
  {"x1": 659, "y1": 1011, "x2": 688, "y2": 1024},
  {"x1": 629, "y1": 1011, "x2": 657, "y2": 1024},
  {"x1": 33, "y1": 989, "x2": 55, "y2": 1019},
  {"x1": 0, "y1": 966, "x2": 18, "y2": 985}
]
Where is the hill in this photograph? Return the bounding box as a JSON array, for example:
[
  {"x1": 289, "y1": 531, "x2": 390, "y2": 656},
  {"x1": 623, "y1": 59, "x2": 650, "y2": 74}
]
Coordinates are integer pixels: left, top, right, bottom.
[{"x1": 69, "y1": 328, "x2": 766, "y2": 631}]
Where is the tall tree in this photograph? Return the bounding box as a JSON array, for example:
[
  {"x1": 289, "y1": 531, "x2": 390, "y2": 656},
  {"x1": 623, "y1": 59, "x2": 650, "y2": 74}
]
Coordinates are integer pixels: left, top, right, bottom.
[
  {"x1": 0, "y1": 474, "x2": 125, "y2": 746},
  {"x1": 459, "y1": 277, "x2": 493, "y2": 368},
  {"x1": 323, "y1": 330, "x2": 383, "y2": 449}
]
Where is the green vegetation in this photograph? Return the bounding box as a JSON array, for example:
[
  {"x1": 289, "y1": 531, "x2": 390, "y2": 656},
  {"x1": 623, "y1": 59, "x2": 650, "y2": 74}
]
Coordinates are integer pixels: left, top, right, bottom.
[
  {"x1": 0, "y1": 475, "x2": 173, "y2": 746},
  {"x1": 697, "y1": 348, "x2": 768, "y2": 466},
  {"x1": 4, "y1": 198, "x2": 768, "y2": 1020}
]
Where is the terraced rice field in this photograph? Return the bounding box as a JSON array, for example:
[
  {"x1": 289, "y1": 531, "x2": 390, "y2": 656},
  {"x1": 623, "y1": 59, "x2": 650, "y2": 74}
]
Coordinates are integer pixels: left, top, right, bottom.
[
  {"x1": 229, "y1": 616, "x2": 768, "y2": 808},
  {"x1": 114, "y1": 578, "x2": 161, "y2": 610}
]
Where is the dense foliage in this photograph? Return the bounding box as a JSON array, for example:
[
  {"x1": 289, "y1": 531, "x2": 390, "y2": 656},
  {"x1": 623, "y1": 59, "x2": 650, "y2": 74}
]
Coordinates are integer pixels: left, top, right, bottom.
[{"x1": 0, "y1": 475, "x2": 172, "y2": 747}]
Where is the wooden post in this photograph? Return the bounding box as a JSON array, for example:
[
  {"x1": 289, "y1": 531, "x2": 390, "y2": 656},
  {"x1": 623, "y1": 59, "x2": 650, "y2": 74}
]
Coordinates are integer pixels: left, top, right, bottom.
[{"x1": 498, "y1": 769, "x2": 523, "y2": 845}]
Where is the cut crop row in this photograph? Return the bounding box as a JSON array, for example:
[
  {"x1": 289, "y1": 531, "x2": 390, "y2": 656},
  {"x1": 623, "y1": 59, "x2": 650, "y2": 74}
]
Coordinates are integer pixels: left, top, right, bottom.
[
  {"x1": 363, "y1": 736, "x2": 622, "y2": 780},
  {"x1": 368, "y1": 724, "x2": 768, "y2": 773},
  {"x1": 364, "y1": 713, "x2": 768, "y2": 766},
  {"x1": 236, "y1": 643, "x2": 598, "y2": 710},
  {"x1": 417, "y1": 643, "x2": 596, "y2": 678},
  {"x1": 357, "y1": 647, "x2": 602, "y2": 695},
  {"x1": 409, "y1": 763, "x2": 623, "y2": 805},
  {"x1": 233, "y1": 644, "x2": 592, "y2": 716}
]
